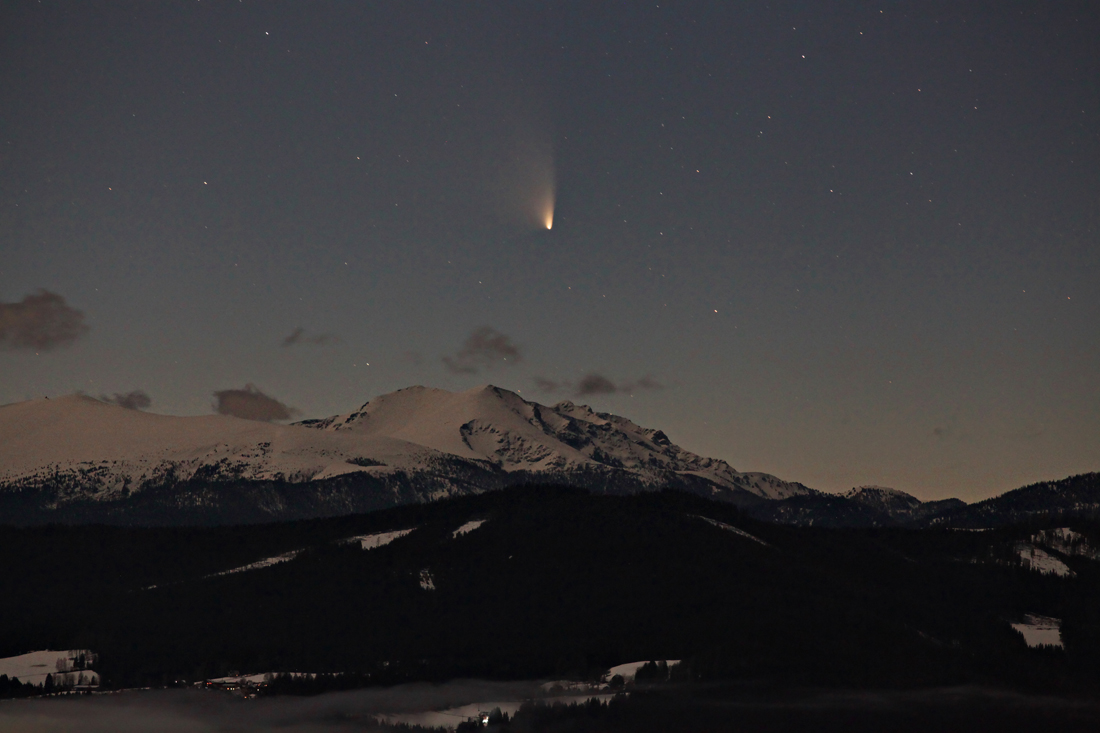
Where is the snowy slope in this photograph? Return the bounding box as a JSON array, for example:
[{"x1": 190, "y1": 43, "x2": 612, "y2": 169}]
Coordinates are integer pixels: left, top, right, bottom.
[
  {"x1": 1011, "y1": 615, "x2": 1063, "y2": 648},
  {"x1": 844, "y1": 486, "x2": 922, "y2": 516},
  {"x1": 0, "y1": 650, "x2": 99, "y2": 686},
  {"x1": 300, "y1": 385, "x2": 810, "y2": 500},
  {"x1": 0, "y1": 386, "x2": 811, "y2": 520},
  {"x1": 0, "y1": 393, "x2": 429, "y2": 496},
  {"x1": 1032, "y1": 527, "x2": 1100, "y2": 561}
]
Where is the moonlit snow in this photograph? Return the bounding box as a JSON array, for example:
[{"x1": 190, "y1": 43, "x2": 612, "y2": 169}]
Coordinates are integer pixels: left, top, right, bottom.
[
  {"x1": 345, "y1": 528, "x2": 416, "y2": 550},
  {"x1": 211, "y1": 529, "x2": 417, "y2": 578},
  {"x1": 0, "y1": 386, "x2": 813, "y2": 507},
  {"x1": 691, "y1": 515, "x2": 769, "y2": 546},
  {"x1": 0, "y1": 650, "x2": 99, "y2": 686},
  {"x1": 603, "y1": 660, "x2": 681, "y2": 683},
  {"x1": 452, "y1": 519, "x2": 487, "y2": 537},
  {"x1": 1015, "y1": 542, "x2": 1075, "y2": 577},
  {"x1": 1011, "y1": 615, "x2": 1063, "y2": 648},
  {"x1": 1032, "y1": 527, "x2": 1100, "y2": 561},
  {"x1": 211, "y1": 550, "x2": 302, "y2": 577}
]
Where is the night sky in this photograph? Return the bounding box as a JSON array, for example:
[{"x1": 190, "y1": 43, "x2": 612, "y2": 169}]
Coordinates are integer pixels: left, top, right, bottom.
[{"x1": 2, "y1": 1, "x2": 1097, "y2": 501}]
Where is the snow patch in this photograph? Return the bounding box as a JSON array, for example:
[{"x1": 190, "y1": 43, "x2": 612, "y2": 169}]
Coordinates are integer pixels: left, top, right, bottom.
[
  {"x1": 603, "y1": 660, "x2": 681, "y2": 683},
  {"x1": 344, "y1": 528, "x2": 415, "y2": 550},
  {"x1": 419, "y1": 569, "x2": 436, "y2": 590},
  {"x1": 691, "y1": 515, "x2": 769, "y2": 547},
  {"x1": 452, "y1": 519, "x2": 487, "y2": 538},
  {"x1": 211, "y1": 549, "x2": 300, "y2": 577},
  {"x1": 1015, "y1": 542, "x2": 1075, "y2": 577},
  {"x1": 205, "y1": 528, "x2": 418, "y2": 579},
  {"x1": 0, "y1": 650, "x2": 99, "y2": 686},
  {"x1": 1032, "y1": 527, "x2": 1100, "y2": 561},
  {"x1": 1011, "y1": 614, "x2": 1063, "y2": 648}
]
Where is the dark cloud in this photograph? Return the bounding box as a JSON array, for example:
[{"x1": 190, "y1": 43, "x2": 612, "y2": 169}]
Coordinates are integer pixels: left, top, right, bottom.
[
  {"x1": 576, "y1": 373, "x2": 618, "y2": 396},
  {"x1": 100, "y1": 390, "x2": 152, "y2": 410},
  {"x1": 575, "y1": 373, "x2": 664, "y2": 397},
  {"x1": 281, "y1": 327, "x2": 340, "y2": 347},
  {"x1": 533, "y1": 376, "x2": 563, "y2": 392},
  {"x1": 0, "y1": 289, "x2": 89, "y2": 351},
  {"x1": 442, "y1": 356, "x2": 478, "y2": 374},
  {"x1": 442, "y1": 326, "x2": 521, "y2": 374},
  {"x1": 213, "y1": 384, "x2": 297, "y2": 422},
  {"x1": 631, "y1": 376, "x2": 663, "y2": 391}
]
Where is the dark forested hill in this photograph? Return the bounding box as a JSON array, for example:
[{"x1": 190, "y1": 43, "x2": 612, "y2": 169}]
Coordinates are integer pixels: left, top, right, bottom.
[
  {"x1": 927, "y1": 473, "x2": 1100, "y2": 528},
  {"x1": 2, "y1": 486, "x2": 1099, "y2": 693}
]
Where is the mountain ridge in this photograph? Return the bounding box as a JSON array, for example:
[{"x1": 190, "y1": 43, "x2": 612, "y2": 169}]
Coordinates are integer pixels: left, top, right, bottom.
[
  {"x1": 0, "y1": 385, "x2": 810, "y2": 524},
  {"x1": 1, "y1": 386, "x2": 1095, "y2": 528}
]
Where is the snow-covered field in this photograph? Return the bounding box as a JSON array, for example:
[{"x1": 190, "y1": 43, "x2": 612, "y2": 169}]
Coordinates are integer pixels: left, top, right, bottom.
[
  {"x1": 603, "y1": 660, "x2": 681, "y2": 683},
  {"x1": 1011, "y1": 615, "x2": 1063, "y2": 648},
  {"x1": 344, "y1": 528, "x2": 416, "y2": 550},
  {"x1": 452, "y1": 519, "x2": 487, "y2": 537},
  {"x1": 211, "y1": 550, "x2": 301, "y2": 577},
  {"x1": 0, "y1": 650, "x2": 99, "y2": 686},
  {"x1": 1015, "y1": 542, "x2": 1075, "y2": 577},
  {"x1": 1032, "y1": 528, "x2": 1100, "y2": 561},
  {"x1": 205, "y1": 529, "x2": 418, "y2": 580}
]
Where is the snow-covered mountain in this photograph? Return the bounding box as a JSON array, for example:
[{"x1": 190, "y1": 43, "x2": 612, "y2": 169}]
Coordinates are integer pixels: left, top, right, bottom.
[
  {"x1": 297, "y1": 385, "x2": 810, "y2": 499},
  {"x1": 841, "y1": 485, "x2": 967, "y2": 524},
  {"x1": 748, "y1": 484, "x2": 969, "y2": 527},
  {"x1": 844, "y1": 485, "x2": 923, "y2": 515},
  {"x1": 0, "y1": 385, "x2": 812, "y2": 523}
]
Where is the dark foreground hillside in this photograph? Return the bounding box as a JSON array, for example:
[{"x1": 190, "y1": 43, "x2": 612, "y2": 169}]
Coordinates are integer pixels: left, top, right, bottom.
[{"x1": 2, "y1": 486, "x2": 1099, "y2": 692}]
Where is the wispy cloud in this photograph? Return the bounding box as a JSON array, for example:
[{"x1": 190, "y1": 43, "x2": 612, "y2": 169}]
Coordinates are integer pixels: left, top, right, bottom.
[
  {"x1": 442, "y1": 326, "x2": 521, "y2": 374},
  {"x1": 537, "y1": 373, "x2": 664, "y2": 397},
  {"x1": 576, "y1": 373, "x2": 618, "y2": 396},
  {"x1": 213, "y1": 384, "x2": 297, "y2": 422},
  {"x1": 100, "y1": 390, "x2": 152, "y2": 410},
  {"x1": 576, "y1": 373, "x2": 664, "y2": 397},
  {"x1": 533, "y1": 376, "x2": 563, "y2": 392},
  {"x1": 0, "y1": 289, "x2": 89, "y2": 351},
  {"x1": 281, "y1": 327, "x2": 340, "y2": 347}
]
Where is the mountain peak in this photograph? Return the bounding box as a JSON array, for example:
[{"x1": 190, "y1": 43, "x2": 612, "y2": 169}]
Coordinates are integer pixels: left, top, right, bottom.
[
  {"x1": 843, "y1": 485, "x2": 924, "y2": 518},
  {"x1": 847, "y1": 485, "x2": 914, "y2": 498},
  {"x1": 0, "y1": 384, "x2": 818, "y2": 522}
]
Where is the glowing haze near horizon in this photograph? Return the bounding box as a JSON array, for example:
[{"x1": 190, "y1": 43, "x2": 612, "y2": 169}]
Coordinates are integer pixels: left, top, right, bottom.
[{"x1": 1, "y1": 2, "x2": 1097, "y2": 501}]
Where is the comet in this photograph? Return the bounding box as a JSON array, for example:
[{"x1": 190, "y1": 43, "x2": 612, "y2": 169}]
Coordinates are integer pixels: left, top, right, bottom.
[
  {"x1": 511, "y1": 126, "x2": 554, "y2": 231},
  {"x1": 533, "y1": 153, "x2": 555, "y2": 230},
  {"x1": 484, "y1": 113, "x2": 555, "y2": 231}
]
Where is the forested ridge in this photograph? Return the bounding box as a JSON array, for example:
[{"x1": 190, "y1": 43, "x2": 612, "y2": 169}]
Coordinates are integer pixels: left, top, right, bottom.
[{"x1": 2, "y1": 486, "x2": 1099, "y2": 693}]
